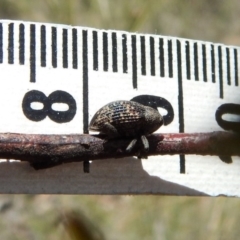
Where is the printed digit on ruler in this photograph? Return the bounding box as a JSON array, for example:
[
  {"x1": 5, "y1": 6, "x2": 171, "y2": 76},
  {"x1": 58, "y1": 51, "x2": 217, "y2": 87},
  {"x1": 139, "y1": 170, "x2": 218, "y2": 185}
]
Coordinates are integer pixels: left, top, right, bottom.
[
  {"x1": 22, "y1": 90, "x2": 77, "y2": 123},
  {"x1": 215, "y1": 103, "x2": 240, "y2": 132}
]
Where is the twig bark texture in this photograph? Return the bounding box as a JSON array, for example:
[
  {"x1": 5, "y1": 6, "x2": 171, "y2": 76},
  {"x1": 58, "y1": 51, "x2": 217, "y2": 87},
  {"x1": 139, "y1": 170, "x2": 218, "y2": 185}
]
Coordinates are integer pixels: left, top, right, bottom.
[{"x1": 0, "y1": 131, "x2": 239, "y2": 169}]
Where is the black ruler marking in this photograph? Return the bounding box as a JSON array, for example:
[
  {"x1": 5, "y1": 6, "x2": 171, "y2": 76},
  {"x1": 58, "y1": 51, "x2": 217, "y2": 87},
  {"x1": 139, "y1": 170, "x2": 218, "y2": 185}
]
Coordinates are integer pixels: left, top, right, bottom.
[
  {"x1": 234, "y1": 49, "x2": 238, "y2": 86},
  {"x1": 168, "y1": 40, "x2": 173, "y2": 78},
  {"x1": 112, "y1": 32, "x2": 118, "y2": 72},
  {"x1": 226, "y1": 48, "x2": 231, "y2": 85},
  {"x1": 131, "y1": 35, "x2": 137, "y2": 89},
  {"x1": 177, "y1": 42, "x2": 185, "y2": 150},
  {"x1": 51, "y1": 27, "x2": 57, "y2": 68},
  {"x1": 179, "y1": 155, "x2": 185, "y2": 174},
  {"x1": 218, "y1": 46, "x2": 223, "y2": 99},
  {"x1": 8, "y1": 23, "x2": 14, "y2": 64},
  {"x1": 19, "y1": 24, "x2": 25, "y2": 65},
  {"x1": 112, "y1": 32, "x2": 117, "y2": 72},
  {"x1": 185, "y1": 41, "x2": 190, "y2": 80},
  {"x1": 82, "y1": 30, "x2": 89, "y2": 134},
  {"x1": 103, "y1": 32, "x2": 108, "y2": 71},
  {"x1": 0, "y1": 23, "x2": 2, "y2": 63},
  {"x1": 150, "y1": 36, "x2": 155, "y2": 76},
  {"x1": 62, "y1": 29, "x2": 68, "y2": 68},
  {"x1": 202, "y1": 44, "x2": 207, "y2": 82},
  {"x1": 122, "y1": 34, "x2": 128, "y2": 73},
  {"x1": 93, "y1": 31, "x2": 98, "y2": 71},
  {"x1": 1, "y1": 23, "x2": 240, "y2": 87},
  {"x1": 140, "y1": 36, "x2": 146, "y2": 75},
  {"x1": 159, "y1": 38, "x2": 164, "y2": 77},
  {"x1": 177, "y1": 40, "x2": 185, "y2": 174},
  {"x1": 72, "y1": 28, "x2": 78, "y2": 69},
  {"x1": 193, "y1": 43, "x2": 199, "y2": 81},
  {"x1": 40, "y1": 25, "x2": 46, "y2": 67},
  {"x1": 83, "y1": 29, "x2": 89, "y2": 172},
  {"x1": 30, "y1": 24, "x2": 36, "y2": 83},
  {"x1": 211, "y1": 44, "x2": 216, "y2": 83}
]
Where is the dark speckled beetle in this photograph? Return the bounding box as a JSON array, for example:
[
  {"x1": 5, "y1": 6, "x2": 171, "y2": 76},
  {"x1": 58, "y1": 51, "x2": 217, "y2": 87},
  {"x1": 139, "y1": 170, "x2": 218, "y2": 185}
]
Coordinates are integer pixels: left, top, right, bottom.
[{"x1": 89, "y1": 100, "x2": 163, "y2": 153}]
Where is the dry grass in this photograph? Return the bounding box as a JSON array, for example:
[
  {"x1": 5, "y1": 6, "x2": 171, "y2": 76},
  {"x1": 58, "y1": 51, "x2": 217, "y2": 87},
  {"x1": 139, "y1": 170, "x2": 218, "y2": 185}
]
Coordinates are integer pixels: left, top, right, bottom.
[
  {"x1": 0, "y1": 0, "x2": 240, "y2": 239},
  {"x1": 0, "y1": 195, "x2": 240, "y2": 240}
]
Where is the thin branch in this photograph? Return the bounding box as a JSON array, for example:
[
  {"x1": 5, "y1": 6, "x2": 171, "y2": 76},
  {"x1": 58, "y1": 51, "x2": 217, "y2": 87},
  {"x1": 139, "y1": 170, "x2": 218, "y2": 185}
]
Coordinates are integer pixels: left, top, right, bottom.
[{"x1": 0, "y1": 131, "x2": 239, "y2": 169}]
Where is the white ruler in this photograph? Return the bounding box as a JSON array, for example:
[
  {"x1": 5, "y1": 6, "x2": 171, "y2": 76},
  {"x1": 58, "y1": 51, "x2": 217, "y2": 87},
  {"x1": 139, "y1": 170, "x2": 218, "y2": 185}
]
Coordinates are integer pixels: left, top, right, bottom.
[{"x1": 0, "y1": 20, "x2": 239, "y2": 195}]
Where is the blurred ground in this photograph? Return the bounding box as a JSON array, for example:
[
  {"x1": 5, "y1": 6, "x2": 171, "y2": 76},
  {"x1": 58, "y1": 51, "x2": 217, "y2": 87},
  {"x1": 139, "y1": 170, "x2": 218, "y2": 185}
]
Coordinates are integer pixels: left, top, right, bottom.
[{"x1": 0, "y1": 0, "x2": 240, "y2": 239}]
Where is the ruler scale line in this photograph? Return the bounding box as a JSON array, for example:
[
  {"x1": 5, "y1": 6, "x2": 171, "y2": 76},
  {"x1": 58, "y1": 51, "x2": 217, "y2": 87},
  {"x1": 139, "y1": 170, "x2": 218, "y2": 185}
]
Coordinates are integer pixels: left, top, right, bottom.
[
  {"x1": 82, "y1": 29, "x2": 89, "y2": 172},
  {"x1": 159, "y1": 38, "x2": 164, "y2": 77},
  {"x1": 92, "y1": 30, "x2": 98, "y2": 71},
  {"x1": 140, "y1": 36, "x2": 146, "y2": 75},
  {"x1": 82, "y1": 29, "x2": 89, "y2": 134},
  {"x1": 150, "y1": 36, "x2": 155, "y2": 76},
  {"x1": 226, "y1": 48, "x2": 231, "y2": 85},
  {"x1": 185, "y1": 41, "x2": 190, "y2": 80},
  {"x1": 40, "y1": 25, "x2": 46, "y2": 67},
  {"x1": 168, "y1": 40, "x2": 173, "y2": 78},
  {"x1": 122, "y1": 34, "x2": 127, "y2": 73},
  {"x1": 234, "y1": 49, "x2": 239, "y2": 86},
  {"x1": 51, "y1": 27, "x2": 57, "y2": 68},
  {"x1": 72, "y1": 28, "x2": 78, "y2": 69},
  {"x1": 194, "y1": 42, "x2": 199, "y2": 81},
  {"x1": 202, "y1": 44, "x2": 207, "y2": 82},
  {"x1": 103, "y1": 32, "x2": 108, "y2": 72},
  {"x1": 131, "y1": 35, "x2": 137, "y2": 88},
  {"x1": 62, "y1": 29, "x2": 68, "y2": 68},
  {"x1": 112, "y1": 32, "x2": 117, "y2": 72},
  {"x1": 8, "y1": 23, "x2": 14, "y2": 64},
  {"x1": 218, "y1": 46, "x2": 223, "y2": 99},
  {"x1": 211, "y1": 44, "x2": 216, "y2": 83},
  {"x1": 0, "y1": 23, "x2": 2, "y2": 63},
  {"x1": 19, "y1": 23, "x2": 25, "y2": 65},
  {"x1": 30, "y1": 24, "x2": 36, "y2": 83},
  {"x1": 177, "y1": 40, "x2": 185, "y2": 173}
]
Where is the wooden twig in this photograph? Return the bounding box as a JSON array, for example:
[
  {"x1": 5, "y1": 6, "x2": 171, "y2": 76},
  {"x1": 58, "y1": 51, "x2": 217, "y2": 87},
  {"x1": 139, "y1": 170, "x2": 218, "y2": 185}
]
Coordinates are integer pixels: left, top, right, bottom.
[{"x1": 0, "y1": 131, "x2": 239, "y2": 169}]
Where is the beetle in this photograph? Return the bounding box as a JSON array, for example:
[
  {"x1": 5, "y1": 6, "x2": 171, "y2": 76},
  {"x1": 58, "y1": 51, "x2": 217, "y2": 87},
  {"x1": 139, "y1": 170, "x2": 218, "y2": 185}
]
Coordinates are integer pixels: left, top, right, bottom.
[{"x1": 89, "y1": 100, "x2": 163, "y2": 153}]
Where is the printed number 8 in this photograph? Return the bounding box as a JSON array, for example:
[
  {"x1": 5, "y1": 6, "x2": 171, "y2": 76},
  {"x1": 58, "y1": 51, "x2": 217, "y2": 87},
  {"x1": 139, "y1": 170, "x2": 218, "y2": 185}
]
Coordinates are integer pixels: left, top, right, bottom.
[{"x1": 22, "y1": 90, "x2": 77, "y2": 123}]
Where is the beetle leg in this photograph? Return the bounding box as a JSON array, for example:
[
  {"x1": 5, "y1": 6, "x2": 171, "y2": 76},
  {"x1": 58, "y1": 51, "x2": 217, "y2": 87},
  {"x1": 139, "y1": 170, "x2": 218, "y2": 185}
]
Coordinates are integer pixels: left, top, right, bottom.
[
  {"x1": 136, "y1": 136, "x2": 149, "y2": 159},
  {"x1": 126, "y1": 138, "x2": 138, "y2": 152},
  {"x1": 141, "y1": 135, "x2": 149, "y2": 152},
  {"x1": 126, "y1": 135, "x2": 149, "y2": 155}
]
